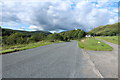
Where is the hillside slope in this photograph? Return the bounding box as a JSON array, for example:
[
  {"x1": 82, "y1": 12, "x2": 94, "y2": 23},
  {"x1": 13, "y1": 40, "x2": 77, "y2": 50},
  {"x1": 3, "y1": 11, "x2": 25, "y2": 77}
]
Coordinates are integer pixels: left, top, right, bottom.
[
  {"x1": 88, "y1": 22, "x2": 120, "y2": 36},
  {"x1": 59, "y1": 29, "x2": 86, "y2": 39},
  {"x1": 1, "y1": 28, "x2": 51, "y2": 36}
]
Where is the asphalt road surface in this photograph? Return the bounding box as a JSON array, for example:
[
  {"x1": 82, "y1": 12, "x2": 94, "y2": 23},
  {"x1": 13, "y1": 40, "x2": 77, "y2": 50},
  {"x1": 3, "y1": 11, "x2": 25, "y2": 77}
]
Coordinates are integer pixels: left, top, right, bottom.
[
  {"x1": 2, "y1": 41, "x2": 117, "y2": 78},
  {"x1": 83, "y1": 39, "x2": 118, "y2": 78}
]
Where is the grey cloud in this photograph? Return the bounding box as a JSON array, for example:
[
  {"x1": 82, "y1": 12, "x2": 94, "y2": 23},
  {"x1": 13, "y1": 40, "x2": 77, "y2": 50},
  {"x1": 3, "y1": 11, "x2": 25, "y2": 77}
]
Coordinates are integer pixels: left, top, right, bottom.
[{"x1": 1, "y1": 1, "x2": 118, "y2": 32}]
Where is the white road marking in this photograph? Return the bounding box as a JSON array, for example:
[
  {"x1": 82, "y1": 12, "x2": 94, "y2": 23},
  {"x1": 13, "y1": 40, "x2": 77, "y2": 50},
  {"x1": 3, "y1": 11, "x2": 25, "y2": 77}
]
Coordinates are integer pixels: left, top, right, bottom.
[{"x1": 82, "y1": 49, "x2": 104, "y2": 78}]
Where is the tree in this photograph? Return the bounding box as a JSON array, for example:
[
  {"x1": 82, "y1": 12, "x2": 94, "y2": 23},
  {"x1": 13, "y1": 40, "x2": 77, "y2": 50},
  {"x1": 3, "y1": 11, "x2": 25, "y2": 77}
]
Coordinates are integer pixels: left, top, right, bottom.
[
  {"x1": 4, "y1": 32, "x2": 28, "y2": 45},
  {"x1": 47, "y1": 33, "x2": 64, "y2": 41},
  {"x1": 30, "y1": 33, "x2": 46, "y2": 42}
]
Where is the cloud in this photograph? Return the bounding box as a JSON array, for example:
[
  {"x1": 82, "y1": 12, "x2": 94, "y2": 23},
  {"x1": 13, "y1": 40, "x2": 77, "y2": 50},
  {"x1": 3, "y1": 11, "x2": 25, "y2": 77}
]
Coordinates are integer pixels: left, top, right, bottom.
[
  {"x1": 29, "y1": 25, "x2": 44, "y2": 31},
  {"x1": 113, "y1": 8, "x2": 118, "y2": 13},
  {"x1": 18, "y1": 27, "x2": 25, "y2": 30},
  {"x1": 1, "y1": 0, "x2": 118, "y2": 32}
]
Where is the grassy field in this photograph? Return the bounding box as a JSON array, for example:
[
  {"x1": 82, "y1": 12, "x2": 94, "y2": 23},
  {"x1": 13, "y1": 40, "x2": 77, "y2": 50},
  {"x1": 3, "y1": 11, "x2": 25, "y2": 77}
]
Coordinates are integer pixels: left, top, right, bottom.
[
  {"x1": 78, "y1": 38, "x2": 113, "y2": 51},
  {"x1": 96, "y1": 36, "x2": 120, "y2": 45},
  {"x1": 2, "y1": 41, "x2": 63, "y2": 54}
]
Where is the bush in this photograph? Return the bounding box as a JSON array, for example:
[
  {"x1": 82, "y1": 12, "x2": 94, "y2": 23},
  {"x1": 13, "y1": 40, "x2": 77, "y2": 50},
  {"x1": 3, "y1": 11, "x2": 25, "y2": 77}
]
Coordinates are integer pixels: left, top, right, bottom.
[
  {"x1": 29, "y1": 33, "x2": 46, "y2": 42},
  {"x1": 47, "y1": 33, "x2": 64, "y2": 41},
  {"x1": 3, "y1": 32, "x2": 28, "y2": 45}
]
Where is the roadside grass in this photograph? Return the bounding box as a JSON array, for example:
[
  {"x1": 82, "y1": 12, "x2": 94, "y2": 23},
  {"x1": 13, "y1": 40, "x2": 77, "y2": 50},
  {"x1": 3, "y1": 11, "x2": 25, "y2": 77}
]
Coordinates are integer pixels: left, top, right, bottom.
[
  {"x1": 2, "y1": 41, "x2": 63, "y2": 54},
  {"x1": 96, "y1": 36, "x2": 120, "y2": 45},
  {"x1": 78, "y1": 38, "x2": 113, "y2": 51}
]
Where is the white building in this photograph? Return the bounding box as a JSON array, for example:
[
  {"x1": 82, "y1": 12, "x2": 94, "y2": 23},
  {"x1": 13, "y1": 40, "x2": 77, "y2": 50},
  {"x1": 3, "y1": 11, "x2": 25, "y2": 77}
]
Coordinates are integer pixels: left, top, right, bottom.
[{"x1": 85, "y1": 35, "x2": 91, "y2": 37}]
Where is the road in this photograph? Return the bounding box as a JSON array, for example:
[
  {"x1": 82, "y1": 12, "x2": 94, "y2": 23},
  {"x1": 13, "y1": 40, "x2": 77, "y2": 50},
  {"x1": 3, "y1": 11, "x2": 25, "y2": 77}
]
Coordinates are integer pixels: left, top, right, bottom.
[
  {"x1": 2, "y1": 41, "x2": 117, "y2": 78},
  {"x1": 83, "y1": 39, "x2": 118, "y2": 78}
]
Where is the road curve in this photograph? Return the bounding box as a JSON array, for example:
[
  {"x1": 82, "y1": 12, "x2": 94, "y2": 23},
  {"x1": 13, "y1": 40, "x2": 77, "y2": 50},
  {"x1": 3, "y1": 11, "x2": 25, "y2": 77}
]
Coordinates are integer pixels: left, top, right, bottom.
[{"x1": 2, "y1": 41, "x2": 102, "y2": 78}]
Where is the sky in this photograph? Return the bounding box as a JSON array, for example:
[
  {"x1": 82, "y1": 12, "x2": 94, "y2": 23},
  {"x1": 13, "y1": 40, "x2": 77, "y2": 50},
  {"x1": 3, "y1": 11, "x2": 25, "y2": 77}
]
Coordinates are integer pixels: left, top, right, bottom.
[{"x1": 0, "y1": 0, "x2": 119, "y2": 33}]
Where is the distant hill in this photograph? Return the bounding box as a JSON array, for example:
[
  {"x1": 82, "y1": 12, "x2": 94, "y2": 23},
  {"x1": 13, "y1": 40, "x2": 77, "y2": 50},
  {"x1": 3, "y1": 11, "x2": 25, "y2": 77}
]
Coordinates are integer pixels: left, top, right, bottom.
[
  {"x1": 59, "y1": 29, "x2": 86, "y2": 39},
  {"x1": 88, "y1": 22, "x2": 120, "y2": 36},
  {"x1": 1, "y1": 28, "x2": 51, "y2": 36}
]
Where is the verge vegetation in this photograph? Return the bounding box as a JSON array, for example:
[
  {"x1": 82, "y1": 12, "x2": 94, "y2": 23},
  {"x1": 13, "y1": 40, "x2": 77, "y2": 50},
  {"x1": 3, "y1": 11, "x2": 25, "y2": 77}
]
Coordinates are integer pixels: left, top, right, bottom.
[
  {"x1": 96, "y1": 36, "x2": 120, "y2": 45},
  {"x1": 2, "y1": 41, "x2": 63, "y2": 54},
  {"x1": 78, "y1": 38, "x2": 113, "y2": 51}
]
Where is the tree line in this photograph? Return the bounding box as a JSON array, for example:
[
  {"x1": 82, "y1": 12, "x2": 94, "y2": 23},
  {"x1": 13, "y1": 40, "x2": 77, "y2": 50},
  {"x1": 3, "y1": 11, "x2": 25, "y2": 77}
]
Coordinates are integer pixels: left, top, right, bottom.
[{"x1": 2, "y1": 28, "x2": 86, "y2": 46}]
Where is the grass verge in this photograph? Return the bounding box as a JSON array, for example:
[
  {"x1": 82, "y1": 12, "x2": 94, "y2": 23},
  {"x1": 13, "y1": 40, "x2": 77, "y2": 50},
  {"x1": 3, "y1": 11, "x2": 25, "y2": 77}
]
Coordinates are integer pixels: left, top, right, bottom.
[
  {"x1": 96, "y1": 36, "x2": 120, "y2": 45},
  {"x1": 78, "y1": 38, "x2": 113, "y2": 51},
  {"x1": 2, "y1": 41, "x2": 63, "y2": 54}
]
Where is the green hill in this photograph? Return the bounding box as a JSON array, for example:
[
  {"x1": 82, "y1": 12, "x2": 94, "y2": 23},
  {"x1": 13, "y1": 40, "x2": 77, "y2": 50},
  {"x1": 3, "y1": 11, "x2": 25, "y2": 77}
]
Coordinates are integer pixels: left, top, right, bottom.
[
  {"x1": 1, "y1": 27, "x2": 52, "y2": 46},
  {"x1": 59, "y1": 29, "x2": 86, "y2": 39},
  {"x1": 1, "y1": 28, "x2": 51, "y2": 36},
  {"x1": 88, "y1": 22, "x2": 120, "y2": 36}
]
